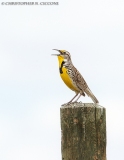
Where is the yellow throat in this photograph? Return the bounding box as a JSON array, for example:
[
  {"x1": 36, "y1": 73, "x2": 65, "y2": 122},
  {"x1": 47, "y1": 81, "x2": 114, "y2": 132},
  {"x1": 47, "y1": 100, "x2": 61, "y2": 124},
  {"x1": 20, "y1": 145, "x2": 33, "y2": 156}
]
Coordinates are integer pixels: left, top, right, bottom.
[{"x1": 57, "y1": 55, "x2": 79, "y2": 92}]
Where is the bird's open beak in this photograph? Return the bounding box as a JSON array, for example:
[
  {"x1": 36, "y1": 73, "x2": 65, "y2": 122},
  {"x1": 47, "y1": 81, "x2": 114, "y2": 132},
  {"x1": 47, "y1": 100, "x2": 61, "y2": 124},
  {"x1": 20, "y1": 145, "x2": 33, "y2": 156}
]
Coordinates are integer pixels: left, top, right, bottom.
[{"x1": 51, "y1": 49, "x2": 60, "y2": 56}]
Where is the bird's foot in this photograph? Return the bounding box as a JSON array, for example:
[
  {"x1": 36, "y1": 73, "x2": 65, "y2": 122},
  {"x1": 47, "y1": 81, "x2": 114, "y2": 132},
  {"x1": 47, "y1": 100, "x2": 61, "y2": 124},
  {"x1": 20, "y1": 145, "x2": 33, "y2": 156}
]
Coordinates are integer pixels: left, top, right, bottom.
[
  {"x1": 61, "y1": 101, "x2": 78, "y2": 108},
  {"x1": 61, "y1": 102, "x2": 70, "y2": 106}
]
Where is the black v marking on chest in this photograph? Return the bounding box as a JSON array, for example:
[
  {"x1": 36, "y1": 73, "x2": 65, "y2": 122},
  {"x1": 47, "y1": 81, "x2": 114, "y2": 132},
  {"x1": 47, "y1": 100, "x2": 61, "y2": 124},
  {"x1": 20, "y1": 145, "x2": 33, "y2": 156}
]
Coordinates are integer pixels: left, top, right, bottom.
[{"x1": 59, "y1": 61, "x2": 65, "y2": 74}]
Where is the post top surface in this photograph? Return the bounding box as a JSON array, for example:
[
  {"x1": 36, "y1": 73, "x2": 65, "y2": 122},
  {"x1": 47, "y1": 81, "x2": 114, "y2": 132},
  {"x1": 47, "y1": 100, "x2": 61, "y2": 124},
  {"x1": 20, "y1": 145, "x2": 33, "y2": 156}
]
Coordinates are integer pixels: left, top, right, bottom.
[{"x1": 61, "y1": 102, "x2": 104, "y2": 109}]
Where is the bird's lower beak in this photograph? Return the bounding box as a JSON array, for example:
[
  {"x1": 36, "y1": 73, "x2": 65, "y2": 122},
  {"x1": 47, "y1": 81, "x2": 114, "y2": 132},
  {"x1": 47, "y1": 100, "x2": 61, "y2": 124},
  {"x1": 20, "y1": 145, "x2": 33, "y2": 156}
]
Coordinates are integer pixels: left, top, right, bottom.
[
  {"x1": 51, "y1": 54, "x2": 59, "y2": 56},
  {"x1": 51, "y1": 49, "x2": 60, "y2": 56}
]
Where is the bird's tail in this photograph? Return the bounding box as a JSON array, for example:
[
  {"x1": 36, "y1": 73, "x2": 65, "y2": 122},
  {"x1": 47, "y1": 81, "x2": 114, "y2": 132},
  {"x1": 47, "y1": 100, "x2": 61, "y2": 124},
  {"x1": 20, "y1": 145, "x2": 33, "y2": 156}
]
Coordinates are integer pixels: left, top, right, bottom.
[{"x1": 85, "y1": 87, "x2": 99, "y2": 104}]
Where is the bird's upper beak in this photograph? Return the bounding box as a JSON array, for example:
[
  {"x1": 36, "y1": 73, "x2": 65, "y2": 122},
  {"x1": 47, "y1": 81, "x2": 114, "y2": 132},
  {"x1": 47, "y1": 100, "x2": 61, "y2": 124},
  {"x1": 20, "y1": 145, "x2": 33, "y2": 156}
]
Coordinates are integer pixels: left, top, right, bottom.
[{"x1": 51, "y1": 49, "x2": 61, "y2": 56}]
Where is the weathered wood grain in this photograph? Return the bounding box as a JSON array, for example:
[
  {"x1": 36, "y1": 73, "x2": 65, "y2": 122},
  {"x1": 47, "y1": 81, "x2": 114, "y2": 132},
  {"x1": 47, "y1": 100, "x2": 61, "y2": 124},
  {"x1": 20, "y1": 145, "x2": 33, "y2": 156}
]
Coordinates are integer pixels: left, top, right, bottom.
[{"x1": 60, "y1": 103, "x2": 106, "y2": 160}]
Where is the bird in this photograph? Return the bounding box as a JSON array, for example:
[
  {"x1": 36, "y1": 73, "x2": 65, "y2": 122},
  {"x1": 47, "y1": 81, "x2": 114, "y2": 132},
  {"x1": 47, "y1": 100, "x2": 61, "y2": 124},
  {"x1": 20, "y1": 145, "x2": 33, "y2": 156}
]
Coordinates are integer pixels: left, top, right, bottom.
[{"x1": 52, "y1": 49, "x2": 99, "y2": 104}]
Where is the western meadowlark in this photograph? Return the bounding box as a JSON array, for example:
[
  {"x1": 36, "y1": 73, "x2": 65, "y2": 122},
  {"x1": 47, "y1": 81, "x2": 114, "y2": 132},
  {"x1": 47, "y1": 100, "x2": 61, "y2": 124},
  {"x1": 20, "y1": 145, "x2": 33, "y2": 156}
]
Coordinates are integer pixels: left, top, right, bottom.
[{"x1": 52, "y1": 49, "x2": 99, "y2": 104}]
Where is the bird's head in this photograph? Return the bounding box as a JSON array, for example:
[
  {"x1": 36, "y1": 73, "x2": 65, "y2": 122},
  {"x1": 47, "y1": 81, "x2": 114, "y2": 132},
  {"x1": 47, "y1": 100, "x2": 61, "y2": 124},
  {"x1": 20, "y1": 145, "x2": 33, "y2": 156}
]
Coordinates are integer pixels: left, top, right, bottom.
[{"x1": 52, "y1": 49, "x2": 71, "y2": 61}]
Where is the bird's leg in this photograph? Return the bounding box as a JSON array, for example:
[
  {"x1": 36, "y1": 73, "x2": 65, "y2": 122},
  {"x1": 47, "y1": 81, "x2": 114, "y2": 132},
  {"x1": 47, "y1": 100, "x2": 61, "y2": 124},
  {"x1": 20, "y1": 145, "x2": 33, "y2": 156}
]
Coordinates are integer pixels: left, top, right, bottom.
[
  {"x1": 62, "y1": 93, "x2": 79, "y2": 106},
  {"x1": 67, "y1": 93, "x2": 79, "y2": 103},
  {"x1": 73, "y1": 93, "x2": 82, "y2": 102}
]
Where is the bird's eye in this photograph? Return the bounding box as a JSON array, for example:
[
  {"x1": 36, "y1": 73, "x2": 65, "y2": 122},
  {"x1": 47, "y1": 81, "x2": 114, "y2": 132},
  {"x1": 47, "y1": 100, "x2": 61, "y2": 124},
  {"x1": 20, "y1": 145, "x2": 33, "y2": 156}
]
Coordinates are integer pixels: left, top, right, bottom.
[
  {"x1": 63, "y1": 52, "x2": 66, "y2": 54},
  {"x1": 61, "y1": 52, "x2": 65, "y2": 55}
]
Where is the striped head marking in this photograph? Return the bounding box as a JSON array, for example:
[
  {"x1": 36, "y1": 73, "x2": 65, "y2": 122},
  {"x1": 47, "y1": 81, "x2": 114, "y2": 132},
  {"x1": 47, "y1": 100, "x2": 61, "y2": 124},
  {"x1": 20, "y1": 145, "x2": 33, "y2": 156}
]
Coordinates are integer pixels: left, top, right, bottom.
[{"x1": 52, "y1": 49, "x2": 71, "y2": 61}]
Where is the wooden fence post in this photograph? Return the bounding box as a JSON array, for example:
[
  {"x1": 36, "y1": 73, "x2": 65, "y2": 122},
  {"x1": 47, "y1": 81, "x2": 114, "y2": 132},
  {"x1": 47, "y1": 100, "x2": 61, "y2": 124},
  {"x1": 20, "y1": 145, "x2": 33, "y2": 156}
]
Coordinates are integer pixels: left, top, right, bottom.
[{"x1": 60, "y1": 102, "x2": 106, "y2": 160}]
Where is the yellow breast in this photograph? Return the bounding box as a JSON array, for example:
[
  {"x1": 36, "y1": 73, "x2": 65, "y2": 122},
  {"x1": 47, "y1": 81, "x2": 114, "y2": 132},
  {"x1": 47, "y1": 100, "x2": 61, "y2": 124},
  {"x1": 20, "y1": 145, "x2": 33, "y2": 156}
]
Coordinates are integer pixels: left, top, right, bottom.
[
  {"x1": 60, "y1": 67, "x2": 78, "y2": 91},
  {"x1": 57, "y1": 56, "x2": 79, "y2": 92}
]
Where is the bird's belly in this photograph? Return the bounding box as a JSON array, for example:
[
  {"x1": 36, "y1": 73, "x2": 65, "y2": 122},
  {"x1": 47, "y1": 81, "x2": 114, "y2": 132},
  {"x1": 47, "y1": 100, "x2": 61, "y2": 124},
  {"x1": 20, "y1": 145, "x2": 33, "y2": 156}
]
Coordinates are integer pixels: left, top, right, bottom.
[{"x1": 60, "y1": 67, "x2": 79, "y2": 92}]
